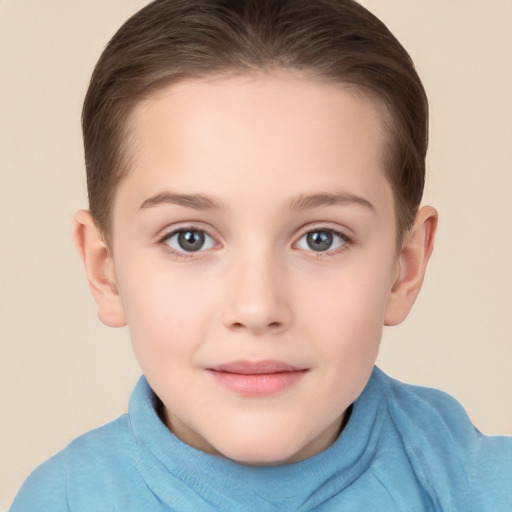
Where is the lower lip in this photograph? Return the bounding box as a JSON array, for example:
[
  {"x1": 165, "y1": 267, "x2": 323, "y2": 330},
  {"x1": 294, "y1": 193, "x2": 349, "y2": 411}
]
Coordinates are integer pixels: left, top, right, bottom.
[{"x1": 208, "y1": 370, "x2": 307, "y2": 397}]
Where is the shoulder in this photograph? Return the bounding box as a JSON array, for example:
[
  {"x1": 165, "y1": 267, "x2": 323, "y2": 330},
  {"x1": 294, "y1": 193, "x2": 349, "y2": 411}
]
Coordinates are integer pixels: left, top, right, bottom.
[
  {"x1": 376, "y1": 367, "x2": 511, "y2": 449},
  {"x1": 9, "y1": 415, "x2": 138, "y2": 511},
  {"x1": 376, "y1": 368, "x2": 475, "y2": 436},
  {"x1": 374, "y1": 367, "x2": 512, "y2": 509}
]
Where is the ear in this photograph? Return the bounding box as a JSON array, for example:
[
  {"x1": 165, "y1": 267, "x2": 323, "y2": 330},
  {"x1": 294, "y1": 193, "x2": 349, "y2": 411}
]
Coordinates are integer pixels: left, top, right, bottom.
[
  {"x1": 73, "y1": 210, "x2": 127, "y2": 328},
  {"x1": 384, "y1": 206, "x2": 438, "y2": 326}
]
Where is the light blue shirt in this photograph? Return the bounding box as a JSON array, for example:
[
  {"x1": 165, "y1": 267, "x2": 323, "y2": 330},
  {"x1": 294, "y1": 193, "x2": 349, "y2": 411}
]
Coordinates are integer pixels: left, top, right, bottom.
[{"x1": 10, "y1": 367, "x2": 512, "y2": 511}]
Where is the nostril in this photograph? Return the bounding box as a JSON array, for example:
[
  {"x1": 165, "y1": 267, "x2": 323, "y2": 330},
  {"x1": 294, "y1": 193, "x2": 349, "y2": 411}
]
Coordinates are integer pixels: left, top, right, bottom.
[{"x1": 229, "y1": 321, "x2": 283, "y2": 331}]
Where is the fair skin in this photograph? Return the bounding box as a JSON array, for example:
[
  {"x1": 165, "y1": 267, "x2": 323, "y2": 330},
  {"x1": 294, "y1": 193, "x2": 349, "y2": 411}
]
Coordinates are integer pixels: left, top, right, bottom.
[{"x1": 74, "y1": 71, "x2": 437, "y2": 465}]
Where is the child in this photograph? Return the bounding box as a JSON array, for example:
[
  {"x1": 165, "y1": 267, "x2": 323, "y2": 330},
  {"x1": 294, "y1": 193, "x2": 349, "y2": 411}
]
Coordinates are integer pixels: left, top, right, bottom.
[{"x1": 10, "y1": 0, "x2": 512, "y2": 510}]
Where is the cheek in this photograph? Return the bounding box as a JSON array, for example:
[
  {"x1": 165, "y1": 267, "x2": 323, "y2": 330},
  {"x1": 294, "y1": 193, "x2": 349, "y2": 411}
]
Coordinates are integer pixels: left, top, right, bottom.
[
  {"x1": 304, "y1": 264, "x2": 392, "y2": 328},
  {"x1": 299, "y1": 260, "x2": 394, "y2": 370},
  {"x1": 302, "y1": 270, "x2": 391, "y2": 405},
  {"x1": 117, "y1": 264, "x2": 220, "y2": 361}
]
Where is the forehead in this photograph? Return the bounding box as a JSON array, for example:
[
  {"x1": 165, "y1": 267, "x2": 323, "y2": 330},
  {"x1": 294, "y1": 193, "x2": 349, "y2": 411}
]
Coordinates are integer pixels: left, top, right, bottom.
[{"x1": 116, "y1": 71, "x2": 393, "y2": 217}]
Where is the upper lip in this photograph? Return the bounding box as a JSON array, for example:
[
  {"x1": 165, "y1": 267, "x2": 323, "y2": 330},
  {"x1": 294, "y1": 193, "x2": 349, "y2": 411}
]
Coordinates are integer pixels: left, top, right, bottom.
[{"x1": 208, "y1": 360, "x2": 305, "y2": 375}]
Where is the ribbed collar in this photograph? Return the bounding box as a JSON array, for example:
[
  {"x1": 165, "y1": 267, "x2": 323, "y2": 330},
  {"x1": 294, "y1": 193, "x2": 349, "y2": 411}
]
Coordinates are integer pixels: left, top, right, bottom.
[{"x1": 129, "y1": 367, "x2": 385, "y2": 509}]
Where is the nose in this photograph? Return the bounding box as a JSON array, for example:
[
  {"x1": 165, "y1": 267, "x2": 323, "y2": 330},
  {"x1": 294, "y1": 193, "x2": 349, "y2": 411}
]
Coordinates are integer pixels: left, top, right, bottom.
[{"x1": 221, "y1": 252, "x2": 292, "y2": 335}]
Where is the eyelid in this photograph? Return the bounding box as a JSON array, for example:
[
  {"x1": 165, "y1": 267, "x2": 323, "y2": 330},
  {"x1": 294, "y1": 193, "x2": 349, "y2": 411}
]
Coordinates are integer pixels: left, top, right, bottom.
[
  {"x1": 156, "y1": 223, "x2": 221, "y2": 257},
  {"x1": 292, "y1": 224, "x2": 353, "y2": 254},
  {"x1": 166, "y1": 230, "x2": 216, "y2": 251},
  {"x1": 156, "y1": 221, "x2": 217, "y2": 242}
]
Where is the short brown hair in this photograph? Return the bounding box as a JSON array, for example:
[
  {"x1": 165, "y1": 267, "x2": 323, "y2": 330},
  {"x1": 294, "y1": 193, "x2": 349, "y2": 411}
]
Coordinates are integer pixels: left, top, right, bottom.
[{"x1": 82, "y1": 0, "x2": 428, "y2": 243}]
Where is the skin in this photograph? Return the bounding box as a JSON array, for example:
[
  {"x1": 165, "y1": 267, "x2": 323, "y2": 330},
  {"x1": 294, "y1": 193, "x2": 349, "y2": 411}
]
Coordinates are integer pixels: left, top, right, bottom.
[{"x1": 75, "y1": 71, "x2": 437, "y2": 465}]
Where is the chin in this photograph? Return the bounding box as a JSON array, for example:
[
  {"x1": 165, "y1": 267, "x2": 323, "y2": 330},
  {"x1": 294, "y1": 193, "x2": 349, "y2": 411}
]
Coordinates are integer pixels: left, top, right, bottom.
[
  {"x1": 228, "y1": 451, "x2": 297, "y2": 467},
  {"x1": 214, "y1": 435, "x2": 311, "y2": 467},
  {"x1": 202, "y1": 413, "x2": 341, "y2": 466}
]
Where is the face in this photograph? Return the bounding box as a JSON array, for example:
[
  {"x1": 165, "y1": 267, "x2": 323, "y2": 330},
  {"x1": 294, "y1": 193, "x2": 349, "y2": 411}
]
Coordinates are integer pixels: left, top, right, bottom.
[{"x1": 109, "y1": 72, "x2": 400, "y2": 465}]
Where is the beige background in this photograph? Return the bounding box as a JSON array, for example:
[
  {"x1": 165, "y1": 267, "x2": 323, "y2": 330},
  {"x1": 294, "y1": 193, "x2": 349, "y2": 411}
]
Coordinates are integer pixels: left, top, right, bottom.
[{"x1": 1, "y1": 0, "x2": 511, "y2": 508}]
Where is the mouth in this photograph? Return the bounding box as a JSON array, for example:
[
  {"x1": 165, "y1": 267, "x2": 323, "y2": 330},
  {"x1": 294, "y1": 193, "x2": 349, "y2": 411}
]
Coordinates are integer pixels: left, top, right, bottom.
[{"x1": 206, "y1": 360, "x2": 308, "y2": 397}]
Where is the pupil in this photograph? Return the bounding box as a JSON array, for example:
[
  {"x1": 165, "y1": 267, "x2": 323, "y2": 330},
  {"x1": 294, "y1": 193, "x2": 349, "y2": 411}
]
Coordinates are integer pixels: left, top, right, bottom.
[
  {"x1": 307, "y1": 231, "x2": 332, "y2": 252},
  {"x1": 178, "y1": 230, "x2": 205, "y2": 252}
]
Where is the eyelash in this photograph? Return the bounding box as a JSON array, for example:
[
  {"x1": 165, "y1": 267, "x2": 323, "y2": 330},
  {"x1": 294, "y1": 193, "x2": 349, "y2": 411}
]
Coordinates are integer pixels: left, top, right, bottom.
[
  {"x1": 157, "y1": 226, "x2": 217, "y2": 260},
  {"x1": 294, "y1": 227, "x2": 352, "y2": 258},
  {"x1": 157, "y1": 226, "x2": 353, "y2": 260}
]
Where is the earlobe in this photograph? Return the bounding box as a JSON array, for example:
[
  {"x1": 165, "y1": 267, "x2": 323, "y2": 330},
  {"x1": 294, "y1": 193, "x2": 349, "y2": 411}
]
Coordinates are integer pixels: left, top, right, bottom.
[
  {"x1": 384, "y1": 206, "x2": 438, "y2": 326},
  {"x1": 73, "y1": 210, "x2": 127, "y2": 328}
]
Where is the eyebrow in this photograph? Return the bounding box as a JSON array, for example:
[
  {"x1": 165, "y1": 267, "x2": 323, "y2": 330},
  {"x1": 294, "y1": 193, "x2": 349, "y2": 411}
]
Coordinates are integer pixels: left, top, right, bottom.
[
  {"x1": 289, "y1": 192, "x2": 375, "y2": 213},
  {"x1": 140, "y1": 192, "x2": 226, "y2": 211},
  {"x1": 140, "y1": 190, "x2": 375, "y2": 213}
]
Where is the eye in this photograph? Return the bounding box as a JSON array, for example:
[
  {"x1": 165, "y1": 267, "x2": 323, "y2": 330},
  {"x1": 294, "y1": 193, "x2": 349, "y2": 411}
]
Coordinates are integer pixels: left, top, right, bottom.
[
  {"x1": 296, "y1": 229, "x2": 348, "y2": 253},
  {"x1": 163, "y1": 229, "x2": 216, "y2": 253}
]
